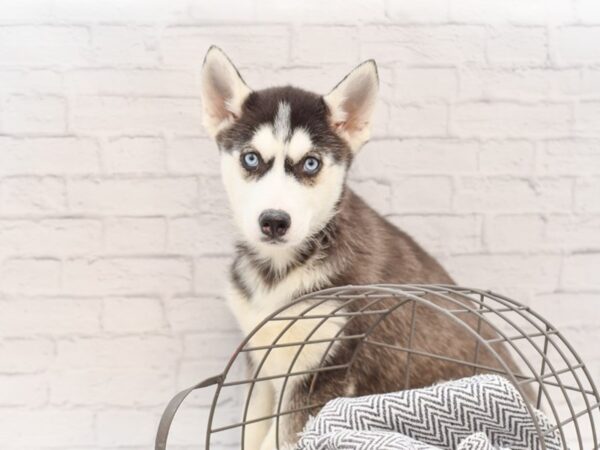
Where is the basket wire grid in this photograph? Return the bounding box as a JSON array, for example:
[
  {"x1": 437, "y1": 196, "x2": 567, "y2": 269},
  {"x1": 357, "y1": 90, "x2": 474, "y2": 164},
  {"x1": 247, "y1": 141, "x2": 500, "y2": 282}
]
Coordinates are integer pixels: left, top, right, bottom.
[{"x1": 156, "y1": 284, "x2": 600, "y2": 450}]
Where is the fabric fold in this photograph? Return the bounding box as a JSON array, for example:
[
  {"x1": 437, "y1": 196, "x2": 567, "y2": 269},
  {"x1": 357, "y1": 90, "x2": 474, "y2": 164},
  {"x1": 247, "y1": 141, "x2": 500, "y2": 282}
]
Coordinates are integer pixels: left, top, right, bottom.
[{"x1": 295, "y1": 375, "x2": 563, "y2": 450}]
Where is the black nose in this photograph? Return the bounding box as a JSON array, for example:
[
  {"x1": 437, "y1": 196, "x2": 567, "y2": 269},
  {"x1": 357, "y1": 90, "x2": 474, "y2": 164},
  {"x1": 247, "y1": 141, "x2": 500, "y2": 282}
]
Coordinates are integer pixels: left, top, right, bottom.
[{"x1": 259, "y1": 209, "x2": 291, "y2": 239}]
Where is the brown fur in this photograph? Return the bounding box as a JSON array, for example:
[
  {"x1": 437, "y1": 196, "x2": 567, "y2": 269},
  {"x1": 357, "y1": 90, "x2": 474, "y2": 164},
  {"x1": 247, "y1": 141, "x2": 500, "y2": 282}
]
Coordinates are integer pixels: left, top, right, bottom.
[
  {"x1": 269, "y1": 189, "x2": 525, "y2": 444},
  {"x1": 202, "y1": 61, "x2": 525, "y2": 446}
]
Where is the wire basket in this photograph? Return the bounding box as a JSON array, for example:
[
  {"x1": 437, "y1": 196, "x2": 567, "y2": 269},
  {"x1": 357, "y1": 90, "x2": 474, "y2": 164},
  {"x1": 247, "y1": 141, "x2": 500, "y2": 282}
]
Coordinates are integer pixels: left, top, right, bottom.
[{"x1": 156, "y1": 284, "x2": 600, "y2": 450}]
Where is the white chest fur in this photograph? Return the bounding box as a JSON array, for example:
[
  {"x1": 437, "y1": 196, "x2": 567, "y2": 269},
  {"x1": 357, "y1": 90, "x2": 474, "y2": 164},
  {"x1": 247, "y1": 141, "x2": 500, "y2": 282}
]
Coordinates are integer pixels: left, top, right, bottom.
[
  {"x1": 226, "y1": 257, "x2": 346, "y2": 449},
  {"x1": 227, "y1": 258, "x2": 346, "y2": 381}
]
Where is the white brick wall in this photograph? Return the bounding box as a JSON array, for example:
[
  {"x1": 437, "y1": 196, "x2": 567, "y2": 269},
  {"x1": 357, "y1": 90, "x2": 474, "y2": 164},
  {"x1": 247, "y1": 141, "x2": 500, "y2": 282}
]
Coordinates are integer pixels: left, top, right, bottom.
[{"x1": 0, "y1": 1, "x2": 599, "y2": 449}]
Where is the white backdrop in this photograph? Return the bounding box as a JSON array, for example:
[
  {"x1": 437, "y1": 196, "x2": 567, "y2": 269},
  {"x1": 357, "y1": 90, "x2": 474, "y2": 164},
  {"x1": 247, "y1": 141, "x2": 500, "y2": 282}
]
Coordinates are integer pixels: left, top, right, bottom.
[{"x1": 0, "y1": 0, "x2": 599, "y2": 449}]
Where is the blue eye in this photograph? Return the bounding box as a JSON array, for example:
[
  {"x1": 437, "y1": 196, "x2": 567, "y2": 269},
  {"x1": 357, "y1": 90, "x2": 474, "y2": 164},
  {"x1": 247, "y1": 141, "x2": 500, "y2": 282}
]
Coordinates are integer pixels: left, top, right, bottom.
[
  {"x1": 242, "y1": 152, "x2": 260, "y2": 170},
  {"x1": 303, "y1": 156, "x2": 320, "y2": 174}
]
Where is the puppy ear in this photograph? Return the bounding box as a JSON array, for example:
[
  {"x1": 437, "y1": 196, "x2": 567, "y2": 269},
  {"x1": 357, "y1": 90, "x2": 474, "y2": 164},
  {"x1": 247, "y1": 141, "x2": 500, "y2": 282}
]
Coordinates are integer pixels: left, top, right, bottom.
[
  {"x1": 324, "y1": 60, "x2": 379, "y2": 152},
  {"x1": 201, "y1": 46, "x2": 251, "y2": 138}
]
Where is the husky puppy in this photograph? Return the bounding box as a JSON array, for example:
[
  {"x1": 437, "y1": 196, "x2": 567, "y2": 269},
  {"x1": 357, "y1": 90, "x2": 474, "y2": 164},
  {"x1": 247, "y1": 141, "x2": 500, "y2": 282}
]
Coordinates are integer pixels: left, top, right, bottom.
[{"x1": 200, "y1": 46, "x2": 517, "y2": 450}]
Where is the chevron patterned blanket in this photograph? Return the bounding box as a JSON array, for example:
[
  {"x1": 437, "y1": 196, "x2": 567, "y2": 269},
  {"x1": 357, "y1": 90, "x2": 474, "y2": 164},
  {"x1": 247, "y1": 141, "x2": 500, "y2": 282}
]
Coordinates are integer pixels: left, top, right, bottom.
[{"x1": 295, "y1": 375, "x2": 563, "y2": 450}]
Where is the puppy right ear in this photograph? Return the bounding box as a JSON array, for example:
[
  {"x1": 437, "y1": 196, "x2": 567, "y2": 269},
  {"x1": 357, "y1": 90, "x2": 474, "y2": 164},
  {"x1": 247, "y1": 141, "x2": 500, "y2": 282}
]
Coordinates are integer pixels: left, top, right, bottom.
[{"x1": 201, "y1": 46, "x2": 251, "y2": 138}]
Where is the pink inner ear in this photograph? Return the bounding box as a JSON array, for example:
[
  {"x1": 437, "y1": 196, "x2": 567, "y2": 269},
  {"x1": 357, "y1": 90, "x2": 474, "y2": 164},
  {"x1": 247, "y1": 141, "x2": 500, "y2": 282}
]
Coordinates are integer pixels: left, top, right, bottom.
[{"x1": 333, "y1": 121, "x2": 346, "y2": 132}]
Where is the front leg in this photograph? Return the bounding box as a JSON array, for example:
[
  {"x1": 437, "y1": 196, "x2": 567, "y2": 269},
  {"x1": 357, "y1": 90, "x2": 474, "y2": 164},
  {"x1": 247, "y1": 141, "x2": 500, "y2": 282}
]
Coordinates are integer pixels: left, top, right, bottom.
[
  {"x1": 258, "y1": 406, "x2": 304, "y2": 450},
  {"x1": 258, "y1": 382, "x2": 307, "y2": 450},
  {"x1": 259, "y1": 421, "x2": 277, "y2": 450},
  {"x1": 243, "y1": 378, "x2": 274, "y2": 450}
]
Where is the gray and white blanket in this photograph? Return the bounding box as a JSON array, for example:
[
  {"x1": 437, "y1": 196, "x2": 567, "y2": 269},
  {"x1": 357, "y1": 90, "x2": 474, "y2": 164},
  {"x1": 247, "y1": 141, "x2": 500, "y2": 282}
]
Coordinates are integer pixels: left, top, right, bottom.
[{"x1": 295, "y1": 374, "x2": 563, "y2": 450}]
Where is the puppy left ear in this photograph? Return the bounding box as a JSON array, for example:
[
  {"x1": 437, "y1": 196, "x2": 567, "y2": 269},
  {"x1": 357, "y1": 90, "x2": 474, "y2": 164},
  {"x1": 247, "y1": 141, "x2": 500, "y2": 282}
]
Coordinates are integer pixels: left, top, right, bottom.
[
  {"x1": 201, "y1": 46, "x2": 252, "y2": 138},
  {"x1": 324, "y1": 60, "x2": 379, "y2": 152}
]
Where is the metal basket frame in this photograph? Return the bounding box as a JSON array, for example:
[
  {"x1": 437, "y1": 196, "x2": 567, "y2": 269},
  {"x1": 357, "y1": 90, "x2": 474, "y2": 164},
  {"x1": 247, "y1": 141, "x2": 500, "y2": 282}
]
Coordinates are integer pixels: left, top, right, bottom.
[{"x1": 156, "y1": 284, "x2": 600, "y2": 450}]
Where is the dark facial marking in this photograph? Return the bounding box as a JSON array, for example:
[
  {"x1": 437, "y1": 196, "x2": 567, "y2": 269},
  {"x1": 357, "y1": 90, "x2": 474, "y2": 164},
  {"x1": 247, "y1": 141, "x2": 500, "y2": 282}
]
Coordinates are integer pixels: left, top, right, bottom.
[
  {"x1": 284, "y1": 154, "x2": 322, "y2": 186},
  {"x1": 239, "y1": 150, "x2": 274, "y2": 180},
  {"x1": 216, "y1": 86, "x2": 354, "y2": 167},
  {"x1": 230, "y1": 255, "x2": 253, "y2": 298}
]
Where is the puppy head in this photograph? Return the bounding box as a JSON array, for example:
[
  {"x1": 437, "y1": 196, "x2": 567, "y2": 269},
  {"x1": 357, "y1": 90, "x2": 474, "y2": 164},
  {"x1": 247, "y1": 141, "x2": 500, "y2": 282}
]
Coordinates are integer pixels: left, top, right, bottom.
[{"x1": 200, "y1": 46, "x2": 378, "y2": 261}]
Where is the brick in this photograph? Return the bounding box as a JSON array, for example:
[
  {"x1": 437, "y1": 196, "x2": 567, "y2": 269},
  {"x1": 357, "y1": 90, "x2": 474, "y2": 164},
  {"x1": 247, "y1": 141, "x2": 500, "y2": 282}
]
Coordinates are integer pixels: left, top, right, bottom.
[
  {"x1": 161, "y1": 26, "x2": 290, "y2": 67},
  {"x1": 0, "y1": 410, "x2": 95, "y2": 446},
  {"x1": 0, "y1": 26, "x2": 90, "y2": 66},
  {"x1": 0, "y1": 70, "x2": 63, "y2": 96},
  {"x1": 255, "y1": 0, "x2": 387, "y2": 23},
  {"x1": 0, "y1": 339, "x2": 54, "y2": 373},
  {"x1": 389, "y1": 214, "x2": 483, "y2": 254},
  {"x1": 361, "y1": 25, "x2": 486, "y2": 65},
  {"x1": 97, "y1": 410, "x2": 159, "y2": 446},
  {"x1": 554, "y1": 26, "x2": 600, "y2": 64},
  {"x1": 0, "y1": 259, "x2": 61, "y2": 294},
  {"x1": 92, "y1": 26, "x2": 158, "y2": 65},
  {"x1": 529, "y1": 293, "x2": 600, "y2": 329},
  {"x1": 446, "y1": 254, "x2": 562, "y2": 294},
  {"x1": 389, "y1": 104, "x2": 448, "y2": 137},
  {"x1": 370, "y1": 101, "x2": 390, "y2": 139},
  {"x1": 68, "y1": 178, "x2": 197, "y2": 215},
  {"x1": 487, "y1": 27, "x2": 547, "y2": 66},
  {"x1": 0, "y1": 137, "x2": 100, "y2": 175},
  {"x1": 70, "y1": 96, "x2": 203, "y2": 133},
  {"x1": 168, "y1": 215, "x2": 236, "y2": 255},
  {"x1": 352, "y1": 139, "x2": 479, "y2": 177},
  {"x1": 190, "y1": 0, "x2": 255, "y2": 21},
  {"x1": 562, "y1": 253, "x2": 600, "y2": 290},
  {"x1": 0, "y1": 298, "x2": 101, "y2": 336},
  {"x1": 103, "y1": 137, "x2": 166, "y2": 174},
  {"x1": 478, "y1": 140, "x2": 535, "y2": 174},
  {"x1": 292, "y1": 26, "x2": 359, "y2": 64},
  {"x1": 538, "y1": 140, "x2": 600, "y2": 175},
  {"x1": 486, "y1": 214, "x2": 546, "y2": 252},
  {"x1": 50, "y1": 368, "x2": 173, "y2": 406},
  {"x1": 391, "y1": 176, "x2": 453, "y2": 212},
  {"x1": 458, "y1": 68, "x2": 580, "y2": 101},
  {"x1": 394, "y1": 68, "x2": 457, "y2": 102},
  {"x1": 62, "y1": 258, "x2": 191, "y2": 295},
  {"x1": 168, "y1": 137, "x2": 221, "y2": 175},
  {"x1": 0, "y1": 219, "x2": 102, "y2": 255},
  {"x1": 575, "y1": 0, "x2": 600, "y2": 24},
  {"x1": 387, "y1": 0, "x2": 449, "y2": 22},
  {"x1": 0, "y1": 0, "x2": 53, "y2": 22},
  {"x1": 450, "y1": 0, "x2": 574, "y2": 24},
  {"x1": 53, "y1": 0, "x2": 189, "y2": 22},
  {"x1": 545, "y1": 214, "x2": 600, "y2": 251},
  {"x1": 452, "y1": 102, "x2": 572, "y2": 138},
  {"x1": 1, "y1": 176, "x2": 66, "y2": 214},
  {"x1": 183, "y1": 333, "x2": 240, "y2": 361},
  {"x1": 582, "y1": 68, "x2": 600, "y2": 97},
  {"x1": 0, "y1": 374, "x2": 47, "y2": 406},
  {"x1": 194, "y1": 256, "x2": 231, "y2": 295},
  {"x1": 103, "y1": 297, "x2": 165, "y2": 333},
  {"x1": 55, "y1": 336, "x2": 180, "y2": 369},
  {"x1": 575, "y1": 177, "x2": 600, "y2": 213},
  {"x1": 2, "y1": 95, "x2": 66, "y2": 134},
  {"x1": 348, "y1": 179, "x2": 392, "y2": 215},
  {"x1": 576, "y1": 102, "x2": 600, "y2": 136},
  {"x1": 198, "y1": 176, "x2": 230, "y2": 215},
  {"x1": 454, "y1": 177, "x2": 572, "y2": 212},
  {"x1": 65, "y1": 68, "x2": 197, "y2": 96},
  {"x1": 167, "y1": 296, "x2": 236, "y2": 333},
  {"x1": 105, "y1": 217, "x2": 166, "y2": 254}
]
